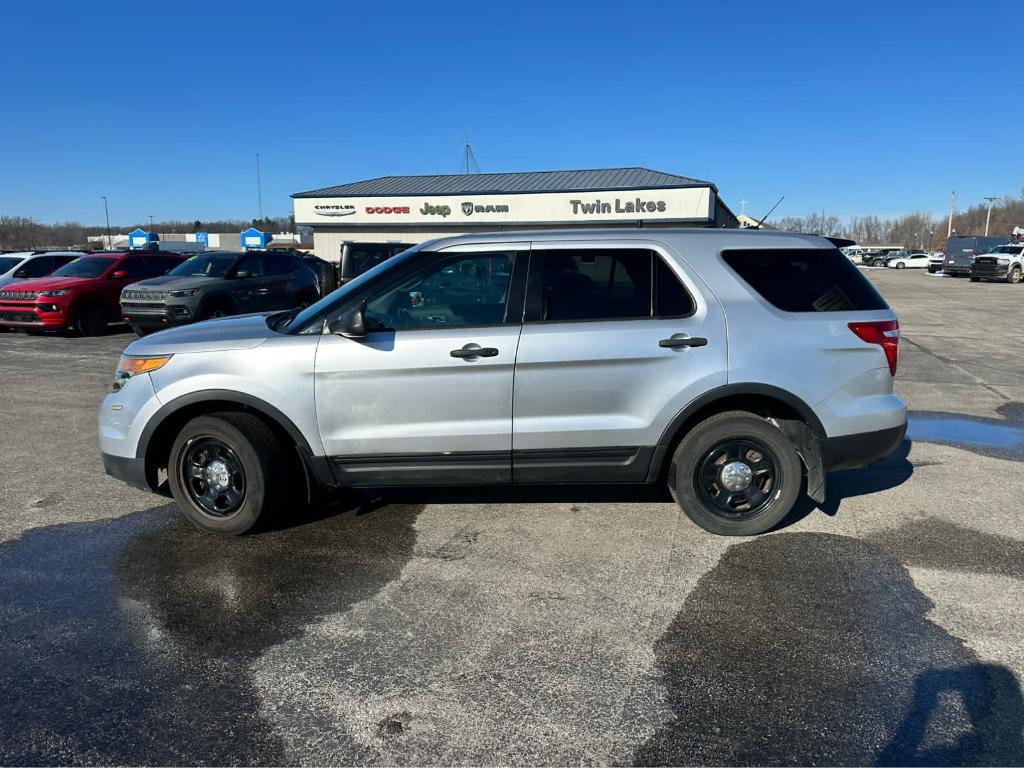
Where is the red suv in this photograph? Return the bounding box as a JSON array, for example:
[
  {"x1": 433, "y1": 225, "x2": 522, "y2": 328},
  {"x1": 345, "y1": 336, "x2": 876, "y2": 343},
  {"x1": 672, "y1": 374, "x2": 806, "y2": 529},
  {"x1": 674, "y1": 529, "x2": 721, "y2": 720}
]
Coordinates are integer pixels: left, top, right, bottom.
[{"x1": 0, "y1": 251, "x2": 184, "y2": 336}]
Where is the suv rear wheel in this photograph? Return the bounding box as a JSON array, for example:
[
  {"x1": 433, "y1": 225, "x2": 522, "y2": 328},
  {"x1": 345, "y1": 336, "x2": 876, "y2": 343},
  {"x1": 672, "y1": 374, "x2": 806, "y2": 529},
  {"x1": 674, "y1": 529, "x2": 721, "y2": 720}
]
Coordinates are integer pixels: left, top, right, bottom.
[
  {"x1": 167, "y1": 412, "x2": 290, "y2": 535},
  {"x1": 669, "y1": 411, "x2": 802, "y2": 536}
]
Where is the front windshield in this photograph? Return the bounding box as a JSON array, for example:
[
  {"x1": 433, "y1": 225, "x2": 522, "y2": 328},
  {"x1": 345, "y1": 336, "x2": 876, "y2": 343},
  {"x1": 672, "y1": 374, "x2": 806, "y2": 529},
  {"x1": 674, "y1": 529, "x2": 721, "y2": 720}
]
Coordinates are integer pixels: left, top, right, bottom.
[
  {"x1": 283, "y1": 244, "x2": 424, "y2": 333},
  {"x1": 991, "y1": 245, "x2": 1022, "y2": 254},
  {"x1": 0, "y1": 257, "x2": 24, "y2": 273},
  {"x1": 51, "y1": 257, "x2": 114, "y2": 279},
  {"x1": 168, "y1": 253, "x2": 239, "y2": 278}
]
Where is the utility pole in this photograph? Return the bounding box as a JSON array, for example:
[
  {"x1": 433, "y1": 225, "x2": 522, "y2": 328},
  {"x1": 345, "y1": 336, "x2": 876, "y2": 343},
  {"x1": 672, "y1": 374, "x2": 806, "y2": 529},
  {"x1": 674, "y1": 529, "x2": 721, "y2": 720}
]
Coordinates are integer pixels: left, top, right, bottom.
[
  {"x1": 947, "y1": 191, "x2": 957, "y2": 238},
  {"x1": 821, "y1": 207, "x2": 826, "y2": 235},
  {"x1": 100, "y1": 196, "x2": 111, "y2": 245},
  {"x1": 256, "y1": 153, "x2": 264, "y2": 221},
  {"x1": 983, "y1": 196, "x2": 997, "y2": 236},
  {"x1": 149, "y1": 215, "x2": 154, "y2": 232}
]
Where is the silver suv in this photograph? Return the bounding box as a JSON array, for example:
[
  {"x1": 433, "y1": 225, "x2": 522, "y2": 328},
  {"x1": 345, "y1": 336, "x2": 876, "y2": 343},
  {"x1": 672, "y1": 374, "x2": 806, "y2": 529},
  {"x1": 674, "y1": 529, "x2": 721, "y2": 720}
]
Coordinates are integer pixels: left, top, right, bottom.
[{"x1": 99, "y1": 229, "x2": 907, "y2": 536}]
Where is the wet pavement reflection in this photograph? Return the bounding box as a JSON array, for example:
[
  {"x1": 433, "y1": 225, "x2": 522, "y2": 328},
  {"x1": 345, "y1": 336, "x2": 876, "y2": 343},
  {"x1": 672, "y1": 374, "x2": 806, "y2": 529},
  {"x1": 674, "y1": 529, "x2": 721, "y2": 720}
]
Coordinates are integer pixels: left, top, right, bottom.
[
  {"x1": 0, "y1": 502, "x2": 420, "y2": 765},
  {"x1": 908, "y1": 405, "x2": 1024, "y2": 461}
]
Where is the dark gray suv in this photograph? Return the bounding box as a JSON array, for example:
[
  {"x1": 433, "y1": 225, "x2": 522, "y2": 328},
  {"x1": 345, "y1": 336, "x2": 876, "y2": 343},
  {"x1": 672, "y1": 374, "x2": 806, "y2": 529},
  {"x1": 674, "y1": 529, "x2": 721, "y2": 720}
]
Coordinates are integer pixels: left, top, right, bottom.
[{"x1": 120, "y1": 250, "x2": 321, "y2": 335}]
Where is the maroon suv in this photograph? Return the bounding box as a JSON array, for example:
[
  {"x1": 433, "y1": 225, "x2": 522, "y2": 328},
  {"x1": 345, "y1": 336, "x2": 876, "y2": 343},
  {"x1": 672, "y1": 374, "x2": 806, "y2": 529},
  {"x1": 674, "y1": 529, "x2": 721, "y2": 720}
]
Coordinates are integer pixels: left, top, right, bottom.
[{"x1": 0, "y1": 251, "x2": 184, "y2": 336}]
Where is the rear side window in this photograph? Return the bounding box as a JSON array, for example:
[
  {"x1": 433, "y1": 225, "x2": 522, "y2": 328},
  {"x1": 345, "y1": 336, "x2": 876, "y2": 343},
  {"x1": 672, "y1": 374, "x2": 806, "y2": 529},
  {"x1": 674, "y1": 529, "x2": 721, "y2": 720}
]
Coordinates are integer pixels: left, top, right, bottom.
[
  {"x1": 531, "y1": 249, "x2": 695, "y2": 322},
  {"x1": 264, "y1": 253, "x2": 299, "y2": 275},
  {"x1": 722, "y1": 249, "x2": 888, "y2": 312}
]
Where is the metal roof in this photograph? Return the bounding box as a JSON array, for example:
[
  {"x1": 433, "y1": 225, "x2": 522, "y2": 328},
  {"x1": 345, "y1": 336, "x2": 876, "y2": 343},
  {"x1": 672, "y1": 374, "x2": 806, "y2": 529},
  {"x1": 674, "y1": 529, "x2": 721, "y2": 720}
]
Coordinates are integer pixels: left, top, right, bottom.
[{"x1": 292, "y1": 167, "x2": 714, "y2": 198}]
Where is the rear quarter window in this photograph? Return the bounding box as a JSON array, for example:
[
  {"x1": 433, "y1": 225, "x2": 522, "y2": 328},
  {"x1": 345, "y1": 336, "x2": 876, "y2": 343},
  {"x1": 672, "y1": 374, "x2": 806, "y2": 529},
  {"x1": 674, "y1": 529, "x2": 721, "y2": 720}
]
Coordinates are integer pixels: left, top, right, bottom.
[{"x1": 722, "y1": 248, "x2": 888, "y2": 312}]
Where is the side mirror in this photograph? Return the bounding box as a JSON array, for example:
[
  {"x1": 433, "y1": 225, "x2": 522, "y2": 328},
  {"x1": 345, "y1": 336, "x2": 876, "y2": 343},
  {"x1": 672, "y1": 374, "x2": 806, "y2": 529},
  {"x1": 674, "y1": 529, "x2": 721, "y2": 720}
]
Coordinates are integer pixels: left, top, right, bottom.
[
  {"x1": 234, "y1": 270, "x2": 252, "y2": 279},
  {"x1": 111, "y1": 270, "x2": 128, "y2": 279},
  {"x1": 328, "y1": 300, "x2": 367, "y2": 338}
]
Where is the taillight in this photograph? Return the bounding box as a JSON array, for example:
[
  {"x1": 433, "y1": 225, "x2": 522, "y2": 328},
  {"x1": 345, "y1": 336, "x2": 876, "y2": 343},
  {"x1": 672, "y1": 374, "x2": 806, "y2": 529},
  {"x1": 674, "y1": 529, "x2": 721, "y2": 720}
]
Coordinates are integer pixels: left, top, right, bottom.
[{"x1": 848, "y1": 320, "x2": 900, "y2": 376}]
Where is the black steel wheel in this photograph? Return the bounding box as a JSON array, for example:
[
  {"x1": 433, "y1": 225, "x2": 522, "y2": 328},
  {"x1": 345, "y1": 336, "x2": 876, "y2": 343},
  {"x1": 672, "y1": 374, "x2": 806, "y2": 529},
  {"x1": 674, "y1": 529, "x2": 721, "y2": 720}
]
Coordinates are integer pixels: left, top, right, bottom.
[
  {"x1": 695, "y1": 438, "x2": 780, "y2": 520},
  {"x1": 670, "y1": 411, "x2": 803, "y2": 536},
  {"x1": 167, "y1": 412, "x2": 293, "y2": 535},
  {"x1": 179, "y1": 438, "x2": 246, "y2": 518}
]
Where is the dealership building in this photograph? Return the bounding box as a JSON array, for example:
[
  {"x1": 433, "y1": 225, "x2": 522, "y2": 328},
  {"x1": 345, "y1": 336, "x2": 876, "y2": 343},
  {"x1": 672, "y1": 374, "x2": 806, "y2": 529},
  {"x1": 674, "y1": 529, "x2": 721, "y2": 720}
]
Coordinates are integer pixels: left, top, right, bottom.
[{"x1": 292, "y1": 167, "x2": 738, "y2": 261}]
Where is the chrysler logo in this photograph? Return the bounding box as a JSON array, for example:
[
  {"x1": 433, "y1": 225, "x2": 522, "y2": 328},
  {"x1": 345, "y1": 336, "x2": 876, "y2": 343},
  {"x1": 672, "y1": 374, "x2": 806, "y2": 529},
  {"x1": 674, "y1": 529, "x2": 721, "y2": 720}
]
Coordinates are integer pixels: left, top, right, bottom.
[{"x1": 314, "y1": 204, "x2": 356, "y2": 216}]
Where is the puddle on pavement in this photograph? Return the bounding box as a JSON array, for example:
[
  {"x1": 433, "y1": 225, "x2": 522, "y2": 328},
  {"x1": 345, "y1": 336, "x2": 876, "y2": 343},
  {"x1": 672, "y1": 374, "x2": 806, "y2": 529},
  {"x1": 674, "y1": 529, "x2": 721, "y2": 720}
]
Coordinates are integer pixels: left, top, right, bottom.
[
  {"x1": 908, "y1": 410, "x2": 1024, "y2": 461},
  {"x1": 0, "y1": 501, "x2": 420, "y2": 765},
  {"x1": 632, "y1": 532, "x2": 1024, "y2": 766}
]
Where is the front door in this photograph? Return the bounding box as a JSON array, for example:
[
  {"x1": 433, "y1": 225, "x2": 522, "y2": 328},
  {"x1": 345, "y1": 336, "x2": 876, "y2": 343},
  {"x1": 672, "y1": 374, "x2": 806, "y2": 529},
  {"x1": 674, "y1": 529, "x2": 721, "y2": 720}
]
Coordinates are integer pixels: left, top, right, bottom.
[
  {"x1": 511, "y1": 243, "x2": 728, "y2": 483},
  {"x1": 314, "y1": 246, "x2": 527, "y2": 486}
]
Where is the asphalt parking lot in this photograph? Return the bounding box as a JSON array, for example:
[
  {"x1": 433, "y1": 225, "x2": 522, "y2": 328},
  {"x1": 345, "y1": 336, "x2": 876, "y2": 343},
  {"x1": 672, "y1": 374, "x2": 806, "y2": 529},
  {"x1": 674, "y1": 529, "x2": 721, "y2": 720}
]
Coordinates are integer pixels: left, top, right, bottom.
[{"x1": 1, "y1": 268, "x2": 1023, "y2": 766}]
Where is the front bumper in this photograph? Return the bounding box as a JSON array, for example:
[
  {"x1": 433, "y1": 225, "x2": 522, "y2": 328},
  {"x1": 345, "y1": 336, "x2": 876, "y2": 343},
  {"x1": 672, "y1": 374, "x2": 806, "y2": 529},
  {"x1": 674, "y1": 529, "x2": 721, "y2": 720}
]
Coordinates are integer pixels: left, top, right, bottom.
[
  {"x1": 121, "y1": 303, "x2": 194, "y2": 328},
  {"x1": 971, "y1": 263, "x2": 1010, "y2": 280},
  {"x1": 101, "y1": 451, "x2": 152, "y2": 492},
  {"x1": 0, "y1": 304, "x2": 68, "y2": 329},
  {"x1": 821, "y1": 422, "x2": 907, "y2": 471}
]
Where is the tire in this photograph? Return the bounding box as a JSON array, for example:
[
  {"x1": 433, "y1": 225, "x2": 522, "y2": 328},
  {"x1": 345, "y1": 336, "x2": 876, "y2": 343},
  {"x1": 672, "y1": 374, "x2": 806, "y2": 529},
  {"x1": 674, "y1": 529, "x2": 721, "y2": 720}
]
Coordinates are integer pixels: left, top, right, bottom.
[
  {"x1": 74, "y1": 303, "x2": 107, "y2": 336},
  {"x1": 167, "y1": 412, "x2": 292, "y2": 535},
  {"x1": 895, "y1": 262, "x2": 905, "y2": 269},
  {"x1": 969, "y1": 276, "x2": 980, "y2": 282},
  {"x1": 1008, "y1": 266, "x2": 1022, "y2": 285},
  {"x1": 130, "y1": 324, "x2": 152, "y2": 337},
  {"x1": 669, "y1": 411, "x2": 802, "y2": 536}
]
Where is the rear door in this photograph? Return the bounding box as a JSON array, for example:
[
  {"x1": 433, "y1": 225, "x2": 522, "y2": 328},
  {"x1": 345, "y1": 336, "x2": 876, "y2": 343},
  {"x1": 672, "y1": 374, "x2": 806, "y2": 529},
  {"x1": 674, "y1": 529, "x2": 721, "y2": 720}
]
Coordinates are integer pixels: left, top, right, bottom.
[
  {"x1": 261, "y1": 253, "x2": 301, "y2": 309},
  {"x1": 511, "y1": 242, "x2": 728, "y2": 483},
  {"x1": 314, "y1": 244, "x2": 528, "y2": 485}
]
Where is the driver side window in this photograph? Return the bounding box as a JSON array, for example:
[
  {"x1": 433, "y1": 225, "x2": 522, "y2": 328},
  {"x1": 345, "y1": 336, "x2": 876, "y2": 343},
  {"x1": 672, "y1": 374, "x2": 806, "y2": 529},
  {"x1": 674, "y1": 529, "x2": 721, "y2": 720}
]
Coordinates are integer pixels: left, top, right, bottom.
[{"x1": 364, "y1": 251, "x2": 517, "y2": 331}]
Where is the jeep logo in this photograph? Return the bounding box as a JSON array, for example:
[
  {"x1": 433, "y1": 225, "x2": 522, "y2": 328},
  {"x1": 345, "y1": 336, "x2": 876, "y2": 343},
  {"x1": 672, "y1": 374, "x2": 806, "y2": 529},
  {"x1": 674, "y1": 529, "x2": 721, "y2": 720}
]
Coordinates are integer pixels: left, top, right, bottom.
[{"x1": 419, "y1": 203, "x2": 451, "y2": 217}]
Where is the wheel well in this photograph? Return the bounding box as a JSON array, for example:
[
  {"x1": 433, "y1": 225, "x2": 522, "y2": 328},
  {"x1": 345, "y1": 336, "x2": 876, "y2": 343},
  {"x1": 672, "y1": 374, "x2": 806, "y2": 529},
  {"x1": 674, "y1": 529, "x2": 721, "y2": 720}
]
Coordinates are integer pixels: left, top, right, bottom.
[
  {"x1": 657, "y1": 392, "x2": 813, "y2": 483},
  {"x1": 143, "y1": 399, "x2": 308, "y2": 498}
]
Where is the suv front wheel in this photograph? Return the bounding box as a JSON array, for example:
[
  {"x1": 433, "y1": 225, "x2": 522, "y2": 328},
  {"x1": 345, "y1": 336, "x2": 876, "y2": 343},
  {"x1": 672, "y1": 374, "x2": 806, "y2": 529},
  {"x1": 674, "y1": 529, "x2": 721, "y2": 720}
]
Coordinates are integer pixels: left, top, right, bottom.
[
  {"x1": 670, "y1": 411, "x2": 802, "y2": 536},
  {"x1": 167, "y1": 412, "x2": 289, "y2": 534}
]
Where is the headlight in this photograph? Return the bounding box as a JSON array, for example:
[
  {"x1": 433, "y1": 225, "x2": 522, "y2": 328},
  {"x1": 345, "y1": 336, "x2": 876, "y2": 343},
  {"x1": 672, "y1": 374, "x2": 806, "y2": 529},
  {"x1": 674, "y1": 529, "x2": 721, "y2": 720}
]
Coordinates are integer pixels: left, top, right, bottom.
[
  {"x1": 996, "y1": 257, "x2": 1010, "y2": 265},
  {"x1": 111, "y1": 354, "x2": 172, "y2": 392},
  {"x1": 40, "y1": 289, "x2": 71, "y2": 297},
  {"x1": 168, "y1": 289, "x2": 197, "y2": 298}
]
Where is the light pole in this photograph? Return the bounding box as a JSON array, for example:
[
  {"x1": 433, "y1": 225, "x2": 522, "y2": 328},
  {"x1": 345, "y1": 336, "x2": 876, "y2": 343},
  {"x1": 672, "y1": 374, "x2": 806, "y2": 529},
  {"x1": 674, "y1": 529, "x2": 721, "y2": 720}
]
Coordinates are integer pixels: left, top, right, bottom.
[
  {"x1": 101, "y1": 196, "x2": 111, "y2": 246},
  {"x1": 984, "y1": 196, "x2": 997, "y2": 236},
  {"x1": 256, "y1": 153, "x2": 264, "y2": 222},
  {"x1": 149, "y1": 215, "x2": 154, "y2": 232}
]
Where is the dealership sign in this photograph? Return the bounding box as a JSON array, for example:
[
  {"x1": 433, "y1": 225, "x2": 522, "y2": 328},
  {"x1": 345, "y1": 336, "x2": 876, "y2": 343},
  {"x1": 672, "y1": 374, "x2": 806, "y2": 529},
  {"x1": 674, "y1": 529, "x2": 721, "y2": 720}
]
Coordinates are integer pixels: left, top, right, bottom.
[{"x1": 295, "y1": 186, "x2": 713, "y2": 226}]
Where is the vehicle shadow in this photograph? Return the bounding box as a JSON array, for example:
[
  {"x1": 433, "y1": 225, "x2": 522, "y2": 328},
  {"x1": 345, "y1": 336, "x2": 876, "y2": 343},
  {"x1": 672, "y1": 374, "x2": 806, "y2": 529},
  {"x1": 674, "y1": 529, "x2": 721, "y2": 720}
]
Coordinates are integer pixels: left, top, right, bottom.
[
  {"x1": 777, "y1": 439, "x2": 915, "y2": 529},
  {"x1": 350, "y1": 481, "x2": 673, "y2": 511}
]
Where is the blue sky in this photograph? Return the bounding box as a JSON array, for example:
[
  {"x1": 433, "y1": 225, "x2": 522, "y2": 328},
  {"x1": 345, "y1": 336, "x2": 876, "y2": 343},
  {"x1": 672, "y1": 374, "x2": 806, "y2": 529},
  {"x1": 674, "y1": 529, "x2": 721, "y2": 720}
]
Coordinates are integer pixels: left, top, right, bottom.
[{"x1": 2, "y1": 0, "x2": 1020, "y2": 226}]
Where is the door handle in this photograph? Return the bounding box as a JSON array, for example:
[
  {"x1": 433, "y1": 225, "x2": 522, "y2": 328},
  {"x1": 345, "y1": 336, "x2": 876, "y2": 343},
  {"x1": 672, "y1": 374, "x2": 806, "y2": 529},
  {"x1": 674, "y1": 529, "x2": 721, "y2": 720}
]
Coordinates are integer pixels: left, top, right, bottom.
[
  {"x1": 450, "y1": 346, "x2": 498, "y2": 358},
  {"x1": 659, "y1": 335, "x2": 708, "y2": 348}
]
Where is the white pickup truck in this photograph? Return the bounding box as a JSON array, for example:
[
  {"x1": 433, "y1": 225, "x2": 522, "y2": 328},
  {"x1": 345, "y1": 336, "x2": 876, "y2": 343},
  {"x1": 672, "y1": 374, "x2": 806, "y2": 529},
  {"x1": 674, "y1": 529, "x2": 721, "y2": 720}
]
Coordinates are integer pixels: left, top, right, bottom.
[{"x1": 970, "y1": 242, "x2": 1024, "y2": 283}]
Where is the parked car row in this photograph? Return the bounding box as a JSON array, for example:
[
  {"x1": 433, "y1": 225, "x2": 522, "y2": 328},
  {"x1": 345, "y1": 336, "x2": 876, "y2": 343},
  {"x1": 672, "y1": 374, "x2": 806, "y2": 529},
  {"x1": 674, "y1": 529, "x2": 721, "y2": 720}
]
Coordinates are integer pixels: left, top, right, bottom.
[
  {"x1": 0, "y1": 249, "x2": 331, "y2": 336},
  {"x1": 843, "y1": 235, "x2": 1024, "y2": 284}
]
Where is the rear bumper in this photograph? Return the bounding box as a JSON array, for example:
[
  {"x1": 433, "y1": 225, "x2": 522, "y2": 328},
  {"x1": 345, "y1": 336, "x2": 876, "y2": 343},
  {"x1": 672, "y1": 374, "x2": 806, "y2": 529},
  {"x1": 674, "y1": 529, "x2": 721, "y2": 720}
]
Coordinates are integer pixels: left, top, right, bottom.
[
  {"x1": 101, "y1": 451, "x2": 152, "y2": 492},
  {"x1": 821, "y1": 423, "x2": 907, "y2": 471},
  {"x1": 944, "y1": 265, "x2": 971, "y2": 275}
]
